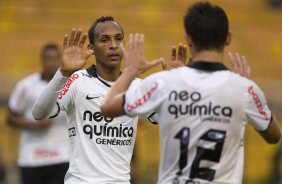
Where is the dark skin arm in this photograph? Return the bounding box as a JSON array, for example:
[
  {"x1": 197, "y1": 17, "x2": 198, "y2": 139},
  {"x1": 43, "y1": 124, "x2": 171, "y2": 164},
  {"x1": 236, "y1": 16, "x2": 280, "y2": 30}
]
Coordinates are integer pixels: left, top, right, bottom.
[
  {"x1": 60, "y1": 28, "x2": 93, "y2": 77},
  {"x1": 259, "y1": 114, "x2": 281, "y2": 144},
  {"x1": 7, "y1": 110, "x2": 52, "y2": 130}
]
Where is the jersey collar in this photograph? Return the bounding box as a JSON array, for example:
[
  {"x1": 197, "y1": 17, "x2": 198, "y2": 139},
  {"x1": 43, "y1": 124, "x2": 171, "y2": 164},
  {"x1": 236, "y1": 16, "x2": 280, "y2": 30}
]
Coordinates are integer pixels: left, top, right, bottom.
[
  {"x1": 86, "y1": 65, "x2": 111, "y2": 88},
  {"x1": 187, "y1": 61, "x2": 228, "y2": 71}
]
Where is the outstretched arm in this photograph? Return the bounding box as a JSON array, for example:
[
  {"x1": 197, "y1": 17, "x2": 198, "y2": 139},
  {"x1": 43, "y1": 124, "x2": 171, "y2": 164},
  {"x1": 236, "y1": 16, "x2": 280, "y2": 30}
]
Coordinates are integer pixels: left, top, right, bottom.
[
  {"x1": 101, "y1": 33, "x2": 162, "y2": 117},
  {"x1": 33, "y1": 28, "x2": 92, "y2": 120},
  {"x1": 32, "y1": 70, "x2": 69, "y2": 120}
]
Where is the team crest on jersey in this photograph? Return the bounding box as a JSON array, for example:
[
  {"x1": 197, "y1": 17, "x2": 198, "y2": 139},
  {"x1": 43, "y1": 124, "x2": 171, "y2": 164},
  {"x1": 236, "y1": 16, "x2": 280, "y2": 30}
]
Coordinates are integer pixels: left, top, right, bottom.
[{"x1": 81, "y1": 72, "x2": 93, "y2": 78}]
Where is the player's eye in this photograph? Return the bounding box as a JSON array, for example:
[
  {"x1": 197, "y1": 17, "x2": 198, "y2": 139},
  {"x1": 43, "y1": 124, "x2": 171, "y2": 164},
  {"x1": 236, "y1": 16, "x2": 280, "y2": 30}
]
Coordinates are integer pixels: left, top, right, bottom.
[
  {"x1": 116, "y1": 36, "x2": 123, "y2": 41},
  {"x1": 100, "y1": 38, "x2": 109, "y2": 43}
]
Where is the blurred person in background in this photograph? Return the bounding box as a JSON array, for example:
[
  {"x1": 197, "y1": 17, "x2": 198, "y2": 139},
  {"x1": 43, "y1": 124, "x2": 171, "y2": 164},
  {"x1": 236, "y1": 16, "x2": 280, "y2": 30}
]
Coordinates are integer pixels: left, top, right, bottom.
[
  {"x1": 7, "y1": 43, "x2": 69, "y2": 184},
  {"x1": 100, "y1": 1, "x2": 281, "y2": 184}
]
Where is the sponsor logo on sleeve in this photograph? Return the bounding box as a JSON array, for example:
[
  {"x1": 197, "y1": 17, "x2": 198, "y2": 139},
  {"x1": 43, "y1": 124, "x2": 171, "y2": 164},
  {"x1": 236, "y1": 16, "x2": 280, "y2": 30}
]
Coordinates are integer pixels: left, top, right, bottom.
[
  {"x1": 248, "y1": 86, "x2": 269, "y2": 120},
  {"x1": 58, "y1": 73, "x2": 79, "y2": 100},
  {"x1": 126, "y1": 82, "x2": 158, "y2": 112}
]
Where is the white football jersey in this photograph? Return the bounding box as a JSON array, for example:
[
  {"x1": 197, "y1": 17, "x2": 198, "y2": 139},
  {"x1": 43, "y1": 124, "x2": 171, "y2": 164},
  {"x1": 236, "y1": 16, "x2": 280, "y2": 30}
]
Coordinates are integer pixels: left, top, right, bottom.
[
  {"x1": 8, "y1": 73, "x2": 69, "y2": 167},
  {"x1": 123, "y1": 62, "x2": 272, "y2": 184},
  {"x1": 54, "y1": 65, "x2": 156, "y2": 184}
]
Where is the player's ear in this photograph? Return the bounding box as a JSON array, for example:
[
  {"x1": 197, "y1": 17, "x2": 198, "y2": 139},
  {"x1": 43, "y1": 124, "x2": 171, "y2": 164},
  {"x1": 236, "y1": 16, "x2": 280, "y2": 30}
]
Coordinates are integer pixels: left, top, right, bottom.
[
  {"x1": 225, "y1": 32, "x2": 232, "y2": 46},
  {"x1": 185, "y1": 33, "x2": 193, "y2": 48},
  {"x1": 88, "y1": 44, "x2": 95, "y2": 55}
]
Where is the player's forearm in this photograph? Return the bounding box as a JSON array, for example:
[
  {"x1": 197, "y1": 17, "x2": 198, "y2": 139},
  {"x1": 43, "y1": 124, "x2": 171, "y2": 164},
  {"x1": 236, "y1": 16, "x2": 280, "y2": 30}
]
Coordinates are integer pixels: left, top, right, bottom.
[
  {"x1": 32, "y1": 69, "x2": 69, "y2": 120},
  {"x1": 101, "y1": 69, "x2": 137, "y2": 117},
  {"x1": 7, "y1": 113, "x2": 40, "y2": 129},
  {"x1": 259, "y1": 114, "x2": 281, "y2": 144}
]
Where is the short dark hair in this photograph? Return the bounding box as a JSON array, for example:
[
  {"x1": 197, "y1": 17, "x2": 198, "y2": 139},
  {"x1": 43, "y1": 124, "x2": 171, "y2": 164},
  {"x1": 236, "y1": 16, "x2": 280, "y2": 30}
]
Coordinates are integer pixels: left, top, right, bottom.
[
  {"x1": 41, "y1": 43, "x2": 60, "y2": 59},
  {"x1": 184, "y1": 2, "x2": 229, "y2": 51},
  {"x1": 88, "y1": 16, "x2": 124, "y2": 45}
]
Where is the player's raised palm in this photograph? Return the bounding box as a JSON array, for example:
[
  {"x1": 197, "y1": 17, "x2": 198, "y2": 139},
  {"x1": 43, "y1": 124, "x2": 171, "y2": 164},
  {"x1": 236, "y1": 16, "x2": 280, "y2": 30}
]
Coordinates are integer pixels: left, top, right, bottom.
[
  {"x1": 228, "y1": 52, "x2": 251, "y2": 78},
  {"x1": 61, "y1": 28, "x2": 93, "y2": 77},
  {"x1": 161, "y1": 43, "x2": 188, "y2": 71},
  {"x1": 121, "y1": 33, "x2": 163, "y2": 76}
]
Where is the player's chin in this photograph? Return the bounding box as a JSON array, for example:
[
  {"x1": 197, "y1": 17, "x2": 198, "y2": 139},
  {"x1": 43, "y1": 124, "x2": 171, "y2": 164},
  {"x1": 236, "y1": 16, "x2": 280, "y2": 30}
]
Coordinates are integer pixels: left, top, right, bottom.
[{"x1": 107, "y1": 59, "x2": 122, "y2": 67}]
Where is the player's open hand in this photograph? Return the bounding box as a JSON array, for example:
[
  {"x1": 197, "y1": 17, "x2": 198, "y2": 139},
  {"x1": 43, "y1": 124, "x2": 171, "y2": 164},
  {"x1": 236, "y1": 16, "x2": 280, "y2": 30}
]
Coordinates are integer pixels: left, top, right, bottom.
[
  {"x1": 61, "y1": 28, "x2": 94, "y2": 77},
  {"x1": 161, "y1": 43, "x2": 188, "y2": 70},
  {"x1": 121, "y1": 33, "x2": 163, "y2": 76},
  {"x1": 228, "y1": 52, "x2": 251, "y2": 78}
]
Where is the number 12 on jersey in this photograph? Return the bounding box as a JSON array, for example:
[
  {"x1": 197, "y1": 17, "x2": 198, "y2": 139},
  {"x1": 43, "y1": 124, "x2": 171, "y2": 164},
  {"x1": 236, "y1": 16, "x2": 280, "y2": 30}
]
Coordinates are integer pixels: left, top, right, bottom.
[{"x1": 174, "y1": 128, "x2": 226, "y2": 182}]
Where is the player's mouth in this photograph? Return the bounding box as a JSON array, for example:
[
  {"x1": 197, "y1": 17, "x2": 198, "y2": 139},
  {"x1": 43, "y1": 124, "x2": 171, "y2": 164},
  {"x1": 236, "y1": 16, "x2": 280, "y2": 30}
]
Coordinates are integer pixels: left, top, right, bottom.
[{"x1": 108, "y1": 53, "x2": 121, "y2": 61}]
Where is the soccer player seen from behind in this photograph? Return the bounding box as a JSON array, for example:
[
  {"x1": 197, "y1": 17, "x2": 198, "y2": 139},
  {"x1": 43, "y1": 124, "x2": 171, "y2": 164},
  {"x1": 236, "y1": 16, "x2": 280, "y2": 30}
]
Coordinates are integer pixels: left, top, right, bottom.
[
  {"x1": 32, "y1": 17, "x2": 158, "y2": 184},
  {"x1": 100, "y1": 2, "x2": 281, "y2": 184}
]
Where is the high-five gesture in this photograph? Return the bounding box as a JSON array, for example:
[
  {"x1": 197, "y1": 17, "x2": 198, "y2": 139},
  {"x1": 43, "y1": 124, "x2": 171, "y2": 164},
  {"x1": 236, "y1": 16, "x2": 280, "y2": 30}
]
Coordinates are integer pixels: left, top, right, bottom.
[
  {"x1": 60, "y1": 28, "x2": 93, "y2": 77},
  {"x1": 121, "y1": 33, "x2": 163, "y2": 76},
  {"x1": 161, "y1": 43, "x2": 188, "y2": 70},
  {"x1": 228, "y1": 52, "x2": 251, "y2": 78}
]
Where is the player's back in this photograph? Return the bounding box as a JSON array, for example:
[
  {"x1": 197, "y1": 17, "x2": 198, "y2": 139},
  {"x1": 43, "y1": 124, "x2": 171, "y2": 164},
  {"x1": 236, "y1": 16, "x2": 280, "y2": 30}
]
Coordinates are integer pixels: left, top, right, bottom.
[{"x1": 157, "y1": 63, "x2": 254, "y2": 184}]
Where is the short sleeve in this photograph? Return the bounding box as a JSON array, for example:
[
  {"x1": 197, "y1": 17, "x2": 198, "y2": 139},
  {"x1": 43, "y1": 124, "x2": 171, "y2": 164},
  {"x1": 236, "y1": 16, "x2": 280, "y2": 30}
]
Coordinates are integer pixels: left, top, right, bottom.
[
  {"x1": 8, "y1": 81, "x2": 28, "y2": 114},
  {"x1": 57, "y1": 72, "x2": 80, "y2": 112},
  {"x1": 123, "y1": 73, "x2": 166, "y2": 117},
  {"x1": 245, "y1": 81, "x2": 272, "y2": 131}
]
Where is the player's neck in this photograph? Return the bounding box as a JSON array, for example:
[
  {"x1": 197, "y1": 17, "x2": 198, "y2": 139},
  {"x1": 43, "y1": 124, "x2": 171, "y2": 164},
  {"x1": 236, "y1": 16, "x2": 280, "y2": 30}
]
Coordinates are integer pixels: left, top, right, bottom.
[
  {"x1": 95, "y1": 64, "x2": 121, "y2": 82},
  {"x1": 191, "y1": 50, "x2": 224, "y2": 63},
  {"x1": 41, "y1": 71, "x2": 52, "y2": 82}
]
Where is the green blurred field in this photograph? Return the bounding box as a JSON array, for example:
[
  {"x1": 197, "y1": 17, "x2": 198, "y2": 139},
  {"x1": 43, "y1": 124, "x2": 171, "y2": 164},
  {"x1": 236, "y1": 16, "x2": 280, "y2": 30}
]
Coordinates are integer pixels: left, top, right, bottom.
[{"x1": 0, "y1": 0, "x2": 281, "y2": 183}]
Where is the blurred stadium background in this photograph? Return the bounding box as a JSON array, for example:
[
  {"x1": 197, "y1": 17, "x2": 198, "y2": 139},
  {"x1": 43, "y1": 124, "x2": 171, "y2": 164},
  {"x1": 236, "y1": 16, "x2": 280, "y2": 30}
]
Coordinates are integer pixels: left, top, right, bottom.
[{"x1": 0, "y1": 0, "x2": 281, "y2": 183}]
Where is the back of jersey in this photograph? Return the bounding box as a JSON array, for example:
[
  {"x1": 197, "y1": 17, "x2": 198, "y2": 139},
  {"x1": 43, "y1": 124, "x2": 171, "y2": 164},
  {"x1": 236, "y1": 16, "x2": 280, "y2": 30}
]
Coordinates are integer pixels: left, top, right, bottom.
[{"x1": 157, "y1": 66, "x2": 250, "y2": 184}]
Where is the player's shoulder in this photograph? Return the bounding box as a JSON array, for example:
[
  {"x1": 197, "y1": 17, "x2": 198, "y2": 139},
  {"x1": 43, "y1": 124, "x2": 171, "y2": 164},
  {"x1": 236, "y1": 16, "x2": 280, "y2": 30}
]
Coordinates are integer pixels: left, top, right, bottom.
[
  {"x1": 16, "y1": 73, "x2": 41, "y2": 87},
  {"x1": 149, "y1": 69, "x2": 171, "y2": 79},
  {"x1": 228, "y1": 71, "x2": 253, "y2": 86},
  {"x1": 226, "y1": 72, "x2": 264, "y2": 97},
  {"x1": 155, "y1": 66, "x2": 187, "y2": 80},
  {"x1": 129, "y1": 77, "x2": 142, "y2": 86},
  {"x1": 70, "y1": 69, "x2": 87, "y2": 80},
  {"x1": 134, "y1": 71, "x2": 166, "y2": 88},
  {"x1": 64, "y1": 69, "x2": 92, "y2": 86},
  {"x1": 75, "y1": 69, "x2": 94, "y2": 79}
]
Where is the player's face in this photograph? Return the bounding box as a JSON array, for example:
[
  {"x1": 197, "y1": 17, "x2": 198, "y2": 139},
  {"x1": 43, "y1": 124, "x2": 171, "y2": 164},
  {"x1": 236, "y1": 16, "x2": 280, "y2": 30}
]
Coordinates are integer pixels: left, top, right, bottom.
[
  {"x1": 42, "y1": 49, "x2": 61, "y2": 77},
  {"x1": 93, "y1": 21, "x2": 124, "y2": 69}
]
